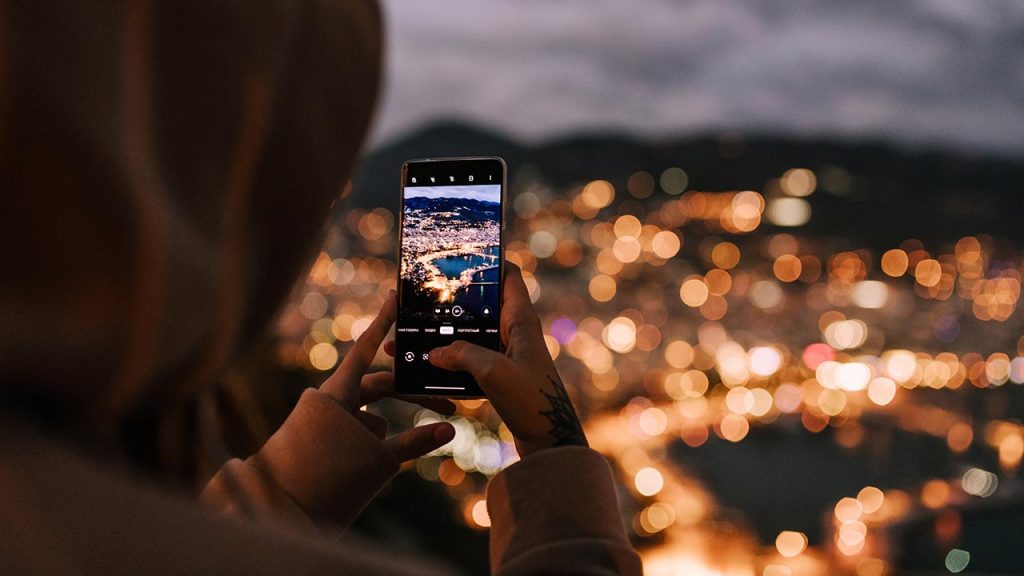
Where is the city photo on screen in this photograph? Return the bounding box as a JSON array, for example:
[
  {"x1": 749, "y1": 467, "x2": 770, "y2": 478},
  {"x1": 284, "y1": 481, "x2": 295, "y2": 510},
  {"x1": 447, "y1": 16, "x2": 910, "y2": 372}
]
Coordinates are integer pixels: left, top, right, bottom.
[{"x1": 399, "y1": 184, "x2": 501, "y2": 322}]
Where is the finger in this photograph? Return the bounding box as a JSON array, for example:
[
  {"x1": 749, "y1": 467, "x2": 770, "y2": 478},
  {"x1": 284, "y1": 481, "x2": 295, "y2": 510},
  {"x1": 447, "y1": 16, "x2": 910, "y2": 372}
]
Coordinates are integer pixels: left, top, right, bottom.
[
  {"x1": 354, "y1": 410, "x2": 388, "y2": 439},
  {"x1": 384, "y1": 422, "x2": 455, "y2": 462},
  {"x1": 359, "y1": 372, "x2": 456, "y2": 415},
  {"x1": 384, "y1": 340, "x2": 396, "y2": 357},
  {"x1": 359, "y1": 371, "x2": 397, "y2": 406},
  {"x1": 322, "y1": 290, "x2": 397, "y2": 404},
  {"x1": 502, "y1": 261, "x2": 532, "y2": 308},
  {"x1": 501, "y1": 263, "x2": 548, "y2": 359},
  {"x1": 429, "y1": 340, "x2": 516, "y2": 395}
]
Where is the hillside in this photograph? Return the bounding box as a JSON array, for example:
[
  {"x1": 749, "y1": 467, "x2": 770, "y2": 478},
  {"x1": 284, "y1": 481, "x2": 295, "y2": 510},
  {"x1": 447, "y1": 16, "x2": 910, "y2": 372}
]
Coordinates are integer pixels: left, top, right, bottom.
[{"x1": 351, "y1": 122, "x2": 1024, "y2": 248}]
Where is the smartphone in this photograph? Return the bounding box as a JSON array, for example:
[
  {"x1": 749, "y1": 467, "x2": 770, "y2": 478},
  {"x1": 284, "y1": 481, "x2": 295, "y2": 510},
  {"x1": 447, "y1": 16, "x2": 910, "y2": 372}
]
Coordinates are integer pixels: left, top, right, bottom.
[{"x1": 394, "y1": 157, "x2": 506, "y2": 397}]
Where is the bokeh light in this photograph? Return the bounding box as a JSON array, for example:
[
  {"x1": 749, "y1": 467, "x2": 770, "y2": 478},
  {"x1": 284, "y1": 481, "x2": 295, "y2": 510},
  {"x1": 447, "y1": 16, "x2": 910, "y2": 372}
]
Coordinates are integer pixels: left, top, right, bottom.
[
  {"x1": 635, "y1": 467, "x2": 665, "y2": 496},
  {"x1": 281, "y1": 148, "x2": 1024, "y2": 575},
  {"x1": 776, "y1": 530, "x2": 808, "y2": 558}
]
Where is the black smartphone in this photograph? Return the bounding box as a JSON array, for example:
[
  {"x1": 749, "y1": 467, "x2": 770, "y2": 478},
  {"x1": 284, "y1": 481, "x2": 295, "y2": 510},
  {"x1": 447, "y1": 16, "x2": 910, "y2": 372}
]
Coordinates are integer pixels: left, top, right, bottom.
[{"x1": 394, "y1": 157, "x2": 506, "y2": 397}]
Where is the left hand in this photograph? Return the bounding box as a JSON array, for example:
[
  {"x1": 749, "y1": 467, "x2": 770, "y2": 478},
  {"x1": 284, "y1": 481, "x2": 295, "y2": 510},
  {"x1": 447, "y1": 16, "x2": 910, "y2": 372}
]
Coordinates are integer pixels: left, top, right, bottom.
[{"x1": 319, "y1": 290, "x2": 456, "y2": 462}]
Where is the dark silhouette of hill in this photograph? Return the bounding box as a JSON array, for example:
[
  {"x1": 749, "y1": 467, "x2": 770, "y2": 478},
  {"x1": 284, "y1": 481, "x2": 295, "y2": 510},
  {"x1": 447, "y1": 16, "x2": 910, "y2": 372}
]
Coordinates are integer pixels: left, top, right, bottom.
[
  {"x1": 351, "y1": 121, "x2": 1024, "y2": 248},
  {"x1": 403, "y1": 196, "x2": 499, "y2": 224}
]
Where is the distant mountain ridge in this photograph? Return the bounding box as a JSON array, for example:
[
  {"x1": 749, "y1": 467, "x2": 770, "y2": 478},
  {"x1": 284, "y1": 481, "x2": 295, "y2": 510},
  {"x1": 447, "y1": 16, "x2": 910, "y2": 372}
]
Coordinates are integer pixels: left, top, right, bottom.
[
  {"x1": 403, "y1": 196, "x2": 500, "y2": 224},
  {"x1": 352, "y1": 121, "x2": 1024, "y2": 247},
  {"x1": 404, "y1": 196, "x2": 499, "y2": 207}
]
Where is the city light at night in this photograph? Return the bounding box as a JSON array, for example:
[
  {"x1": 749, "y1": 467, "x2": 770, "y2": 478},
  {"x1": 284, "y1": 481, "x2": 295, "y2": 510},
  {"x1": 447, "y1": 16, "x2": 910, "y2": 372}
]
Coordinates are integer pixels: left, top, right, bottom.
[{"x1": 276, "y1": 157, "x2": 1023, "y2": 575}]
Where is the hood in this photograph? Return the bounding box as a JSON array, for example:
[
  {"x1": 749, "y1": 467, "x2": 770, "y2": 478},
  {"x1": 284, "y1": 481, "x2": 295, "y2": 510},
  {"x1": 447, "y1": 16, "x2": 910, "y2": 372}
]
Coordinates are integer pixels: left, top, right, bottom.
[{"x1": 0, "y1": 0, "x2": 382, "y2": 441}]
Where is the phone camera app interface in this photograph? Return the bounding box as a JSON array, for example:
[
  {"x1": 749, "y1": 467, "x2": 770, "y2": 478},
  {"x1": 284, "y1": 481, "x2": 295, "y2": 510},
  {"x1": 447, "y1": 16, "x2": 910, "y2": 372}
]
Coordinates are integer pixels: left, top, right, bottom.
[{"x1": 397, "y1": 159, "x2": 503, "y2": 395}]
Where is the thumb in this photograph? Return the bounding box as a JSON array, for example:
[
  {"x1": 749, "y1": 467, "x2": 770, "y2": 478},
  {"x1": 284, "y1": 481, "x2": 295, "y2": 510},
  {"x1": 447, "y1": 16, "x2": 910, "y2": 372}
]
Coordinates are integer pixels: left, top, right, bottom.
[
  {"x1": 500, "y1": 264, "x2": 549, "y2": 361},
  {"x1": 429, "y1": 340, "x2": 515, "y2": 393},
  {"x1": 383, "y1": 422, "x2": 455, "y2": 462}
]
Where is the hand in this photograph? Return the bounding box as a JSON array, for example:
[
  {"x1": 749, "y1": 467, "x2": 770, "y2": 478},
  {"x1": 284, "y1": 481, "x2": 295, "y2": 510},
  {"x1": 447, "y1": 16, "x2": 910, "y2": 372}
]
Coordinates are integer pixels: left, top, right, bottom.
[
  {"x1": 427, "y1": 263, "x2": 588, "y2": 459},
  {"x1": 319, "y1": 290, "x2": 456, "y2": 462}
]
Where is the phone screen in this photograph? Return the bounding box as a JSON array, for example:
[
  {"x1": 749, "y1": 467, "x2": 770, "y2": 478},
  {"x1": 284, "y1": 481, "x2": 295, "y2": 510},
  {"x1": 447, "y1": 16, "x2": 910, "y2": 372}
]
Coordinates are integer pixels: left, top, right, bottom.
[{"x1": 394, "y1": 157, "x2": 505, "y2": 397}]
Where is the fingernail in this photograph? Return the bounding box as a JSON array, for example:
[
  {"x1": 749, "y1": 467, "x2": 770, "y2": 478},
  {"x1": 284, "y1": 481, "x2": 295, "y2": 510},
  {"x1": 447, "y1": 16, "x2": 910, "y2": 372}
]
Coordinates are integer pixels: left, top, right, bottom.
[
  {"x1": 434, "y1": 423, "x2": 455, "y2": 443},
  {"x1": 429, "y1": 346, "x2": 446, "y2": 360}
]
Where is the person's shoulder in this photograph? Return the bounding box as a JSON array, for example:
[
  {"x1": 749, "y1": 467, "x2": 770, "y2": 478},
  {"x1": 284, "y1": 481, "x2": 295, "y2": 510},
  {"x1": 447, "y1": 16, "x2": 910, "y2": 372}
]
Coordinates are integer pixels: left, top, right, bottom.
[{"x1": 0, "y1": 418, "x2": 446, "y2": 576}]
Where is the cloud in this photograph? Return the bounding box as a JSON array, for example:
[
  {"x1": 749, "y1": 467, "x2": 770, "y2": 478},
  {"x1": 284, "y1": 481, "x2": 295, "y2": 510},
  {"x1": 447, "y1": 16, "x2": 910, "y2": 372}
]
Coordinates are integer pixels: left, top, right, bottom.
[
  {"x1": 405, "y1": 185, "x2": 501, "y2": 203},
  {"x1": 371, "y1": 0, "x2": 1024, "y2": 156}
]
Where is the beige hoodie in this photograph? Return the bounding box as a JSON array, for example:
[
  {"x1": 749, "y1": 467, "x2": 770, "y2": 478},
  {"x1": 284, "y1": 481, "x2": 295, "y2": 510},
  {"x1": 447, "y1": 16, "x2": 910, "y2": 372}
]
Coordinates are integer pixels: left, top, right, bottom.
[{"x1": 0, "y1": 1, "x2": 642, "y2": 574}]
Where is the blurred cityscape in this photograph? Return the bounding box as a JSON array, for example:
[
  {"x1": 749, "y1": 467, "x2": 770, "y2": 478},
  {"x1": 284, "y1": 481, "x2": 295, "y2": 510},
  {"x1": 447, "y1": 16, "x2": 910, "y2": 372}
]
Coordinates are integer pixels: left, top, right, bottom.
[{"x1": 273, "y1": 124, "x2": 1024, "y2": 576}]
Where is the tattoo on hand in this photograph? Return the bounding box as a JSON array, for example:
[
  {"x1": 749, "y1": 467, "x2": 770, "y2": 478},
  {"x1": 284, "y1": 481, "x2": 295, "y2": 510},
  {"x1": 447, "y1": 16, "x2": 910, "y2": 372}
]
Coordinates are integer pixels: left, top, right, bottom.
[{"x1": 538, "y1": 374, "x2": 589, "y2": 447}]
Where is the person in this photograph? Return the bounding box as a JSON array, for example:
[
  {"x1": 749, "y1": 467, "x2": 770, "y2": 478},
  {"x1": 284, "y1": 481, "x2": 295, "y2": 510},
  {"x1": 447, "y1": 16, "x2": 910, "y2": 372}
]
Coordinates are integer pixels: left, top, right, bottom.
[{"x1": 0, "y1": 1, "x2": 642, "y2": 574}]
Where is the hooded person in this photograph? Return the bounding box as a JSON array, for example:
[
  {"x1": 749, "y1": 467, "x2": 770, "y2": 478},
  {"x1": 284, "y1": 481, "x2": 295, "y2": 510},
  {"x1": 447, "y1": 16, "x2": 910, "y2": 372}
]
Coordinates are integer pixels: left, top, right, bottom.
[{"x1": 0, "y1": 1, "x2": 642, "y2": 574}]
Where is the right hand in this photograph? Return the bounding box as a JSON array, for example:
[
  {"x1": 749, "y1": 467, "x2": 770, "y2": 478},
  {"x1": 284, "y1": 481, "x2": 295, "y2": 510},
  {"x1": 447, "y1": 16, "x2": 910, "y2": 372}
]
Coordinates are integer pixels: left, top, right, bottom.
[{"x1": 427, "y1": 263, "x2": 588, "y2": 459}]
